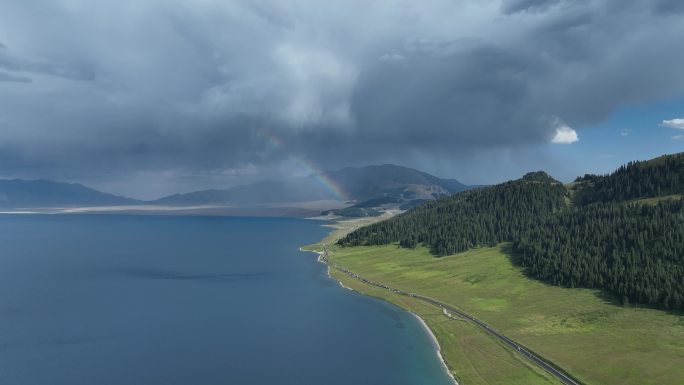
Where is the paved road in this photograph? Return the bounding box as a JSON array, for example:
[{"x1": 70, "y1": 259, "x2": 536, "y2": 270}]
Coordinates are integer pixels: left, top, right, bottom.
[{"x1": 320, "y1": 245, "x2": 583, "y2": 385}]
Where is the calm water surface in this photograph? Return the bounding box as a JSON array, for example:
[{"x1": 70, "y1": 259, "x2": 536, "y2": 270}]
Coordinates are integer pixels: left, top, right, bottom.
[{"x1": 0, "y1": 215, "x2": 453, "y2": 385}]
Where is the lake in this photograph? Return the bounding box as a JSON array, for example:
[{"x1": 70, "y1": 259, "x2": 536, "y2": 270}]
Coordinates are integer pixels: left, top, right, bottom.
[{"x1": 0, "y1": 215, "x2": 454, "y2": 385}]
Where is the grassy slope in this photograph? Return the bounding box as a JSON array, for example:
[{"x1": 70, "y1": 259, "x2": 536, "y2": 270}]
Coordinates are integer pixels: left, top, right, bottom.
[{"x1": 316, "y1": 242, "x2": 684, "y2": 385}]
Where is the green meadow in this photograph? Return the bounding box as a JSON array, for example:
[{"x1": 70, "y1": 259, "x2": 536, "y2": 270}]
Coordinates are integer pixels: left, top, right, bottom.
[{"x1": 314, "y1": 242, "x2": 684, "y2": 385}]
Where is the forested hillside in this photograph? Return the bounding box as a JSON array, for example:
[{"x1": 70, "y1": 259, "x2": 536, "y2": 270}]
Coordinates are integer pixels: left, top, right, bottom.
[
  {"x1": 574, "y1": 153, "x2": 684, "y2": 204},
  {"x1": 515, "y1": 199, "x2": 684, "y2": 308},
  {"x1": 339, "y1": 153, "x2": 684, "y2": 310},
  {"x1": 339, "y1": 172, "x2": 567, "y2": 255}
]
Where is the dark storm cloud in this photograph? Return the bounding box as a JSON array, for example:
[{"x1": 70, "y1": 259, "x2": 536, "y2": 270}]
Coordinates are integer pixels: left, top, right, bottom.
[
  {"x1": 0, "y1": 0, "x2": 683, "y2": 197},
  {"x1": 349, "y1": 43, "x2": 547, "y2": 149}
]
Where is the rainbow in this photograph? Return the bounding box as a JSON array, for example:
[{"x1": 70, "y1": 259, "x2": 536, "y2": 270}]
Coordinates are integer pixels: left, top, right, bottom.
[{"x1": 253, "y1": 128, "x2": 350, "y2": 202}]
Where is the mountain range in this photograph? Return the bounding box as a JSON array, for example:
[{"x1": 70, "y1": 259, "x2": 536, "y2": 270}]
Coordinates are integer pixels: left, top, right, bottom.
[{"x1": 0, "y1": 164, "x2": 471, "y2": 214}]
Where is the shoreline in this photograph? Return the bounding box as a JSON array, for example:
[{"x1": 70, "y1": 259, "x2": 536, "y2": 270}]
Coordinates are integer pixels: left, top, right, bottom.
[
  {"x1": 299, "y1": 242, "x2": 458, "y2": 385},
  {"x1": 299, "y1": 247, "x2": 353, "y2": 291},
  {"x1": 412, "y1": 313, "x2": 459, "y2": 385}
]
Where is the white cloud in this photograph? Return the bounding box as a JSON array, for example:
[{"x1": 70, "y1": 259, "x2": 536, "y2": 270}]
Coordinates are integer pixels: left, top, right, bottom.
[
  {"x1": 271, "y1": 44, "x2": 357, "y2": 128},
  {"x1": 620, "y1": 128, "x2": 632, "y2": 136},
  {"x1": 661, "y1": 118, "x2": 684, "y2": 130},
  {"x1": 550, "y1": 119, "x2": 579, "y2": 144},
  {"x1": 672, "y1": 135, "x2": 684, "y2": 141}
]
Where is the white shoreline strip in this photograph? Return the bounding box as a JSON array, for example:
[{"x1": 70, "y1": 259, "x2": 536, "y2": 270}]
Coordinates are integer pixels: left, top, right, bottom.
[{"x1": 412, "y1": 313, "x2": 460, "y2": 385}]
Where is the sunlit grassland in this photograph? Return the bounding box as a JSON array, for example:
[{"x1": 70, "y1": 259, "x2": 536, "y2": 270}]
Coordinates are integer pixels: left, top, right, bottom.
[{"x1": 319, "y1": 243, "x2": 684, "y2": 385}]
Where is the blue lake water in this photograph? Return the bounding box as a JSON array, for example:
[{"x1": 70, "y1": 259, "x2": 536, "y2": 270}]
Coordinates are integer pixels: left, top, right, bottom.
[{"x1": 0, "y1": 215, "x2": 454, "y2": 385}]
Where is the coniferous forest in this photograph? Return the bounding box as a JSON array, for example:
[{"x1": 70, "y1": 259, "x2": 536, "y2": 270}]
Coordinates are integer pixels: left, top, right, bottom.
[{"x1": 339, "y1": 153, "x2": 684, "y2": 310}]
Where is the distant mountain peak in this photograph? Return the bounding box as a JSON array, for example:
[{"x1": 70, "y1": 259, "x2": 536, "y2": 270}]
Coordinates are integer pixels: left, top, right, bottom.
[{"x1": 521, "y1": 171, "x2": 560, "y2": 184}]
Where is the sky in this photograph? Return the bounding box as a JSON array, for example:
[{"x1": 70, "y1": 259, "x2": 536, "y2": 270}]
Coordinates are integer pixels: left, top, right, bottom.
[{"x1": 1, "y1": 0, "x2": 683, "y2": 199}]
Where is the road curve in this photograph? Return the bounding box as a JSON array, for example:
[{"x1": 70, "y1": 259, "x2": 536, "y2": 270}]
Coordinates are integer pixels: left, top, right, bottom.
[{"x1": 320, "y1": 245, "x2": 583, "y2": 385}]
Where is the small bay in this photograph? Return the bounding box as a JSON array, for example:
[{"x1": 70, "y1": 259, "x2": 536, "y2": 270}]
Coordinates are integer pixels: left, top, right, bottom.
[{"x1": 0, "y1": 215, "x2": 454, "y2": 385}]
